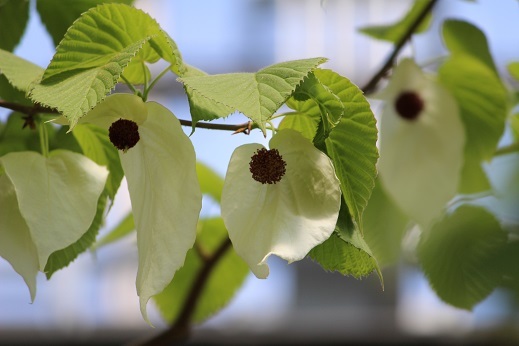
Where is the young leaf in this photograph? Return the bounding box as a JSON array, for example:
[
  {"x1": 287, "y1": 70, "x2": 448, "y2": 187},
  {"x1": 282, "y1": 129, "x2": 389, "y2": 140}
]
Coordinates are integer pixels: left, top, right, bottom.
[
  {"x1": 72, "y1": 123, "x2": 124, "y2": 201},
  {"x1": 154, "y1": 217, "x2": 249, "y2": 324},
  {"x1": 358, "y1": 0, "x2": 432, "y2": 43},
  {"x1": 0, "y1": 49, "x2": 44, "y2": 92},
  {"x1": 288, "y1": 69, "x2": 378, "y2": 233},
  {"x1": 439, "y1": 20, "x2": 508, "y2": 193},
  {"x1": 0, "y1": 0, "x2": 29, "y2": 52},
  {"x1": 418, "y1": 205, "x2": 507, "y2": 310},
  {"x1": 0, "y1": 173, "x2": 39, "y2": 301},
  {"x1": 44, "y1": 194, "x2": 107, "y2": 279},
  {"x1": 278, "y1": 111, "x2": 319, "y2": 141},
  {"x1": 29, "y1": 3, "x2": 184, "y2": 127},
  {"x1": 36, "y1": 0, "x2": 134, "y2": 47},
  {"x1": 0, "y1": 150, "x2": 108, "y2": 270},
  {"x1": 179, "y1": 58, "x2": 327, "y2": 135}
]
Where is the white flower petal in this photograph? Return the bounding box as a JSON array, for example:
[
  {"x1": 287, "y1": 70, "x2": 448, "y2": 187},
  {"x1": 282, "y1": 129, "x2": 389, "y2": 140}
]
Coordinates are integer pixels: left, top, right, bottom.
[
  {"x1": 378, "y1": 59, "x2": 465, "y2": 226},
  {"x1": 0, "y1": 174, "x2": 39, "y2": 301},
  {"x1": 0, "y1": 151, "x2": 108, "y2": 270},
  {"x1": 81, "y1": 94, "x2": 148, "y2": 128},
  {"x1": 221, "y1": 129, "x2": 341, "y2": 278},
  {"x1": 120, "y1": 101, "x2": 202, "y2": 324}
]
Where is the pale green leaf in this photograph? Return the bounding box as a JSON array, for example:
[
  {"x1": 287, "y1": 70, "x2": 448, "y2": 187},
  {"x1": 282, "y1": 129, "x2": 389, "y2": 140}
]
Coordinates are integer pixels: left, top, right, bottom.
[
  {"x1": 29, "y1": 3, "x2": 184, "y2": 127},
  {"x1": 288, "y1": 69, "x2": 378, "y2": 233},
  {"x1": 196, "y1": 161, "x2": 223, "y2": 203},
  {"x1": 93, "y1": 212, "x2": 134, "y2": 249},
  {"x1": 0, "y1": 74, "x2": 32, "y2": 105},
  {"x1": 0, "y1": 150, "x2": 108, "y2": 270},
  {"x1": 72, "y1": 123, "x2": 124, "y2": 200},
  {"x1": 117, "y1": 100, "x2": 201, "y2": 324},
  {"x1": 0, "y1": 0, "x2": 29, "y2": 51},
  {"x1": 439, "y1": 20, "x2": 508, "y2": 193},
  {"x1": 44, "y1": 194, "x2": 107, "y2": 279},
  {"x1": 0, "y1": 173, "x2": 39, "y2": 300},
  {"x1": 508, "y1": 62, "x2": 519, "y2": 83},
  {"x1": 278, "y1": 111, "x2": 319, "y2": 141},
  {"x1": 154, "y1": 217, "x2": 249, "y2": 324},
  {"x1": 180, "y1": 58, "x2": 327, "y2": 134},
  {"x1": 362, "y1": 179, "x2": 409, "y2": 267},
  {"x1": 36, "y1": 0, "x2": 134, "y2": 46},
  {"x1": 418, "y1": 205, "x2": 507, "y2": 310},
  {"x1": 0, "y1": 49, "x2": 44, "y2": 92},
  {"x1": 358, "y1": 0, "x2": 432, "y2": 43}
]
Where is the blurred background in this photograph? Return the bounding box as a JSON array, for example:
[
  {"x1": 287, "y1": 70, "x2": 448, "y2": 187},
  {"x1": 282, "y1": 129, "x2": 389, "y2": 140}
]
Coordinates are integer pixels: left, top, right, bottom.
[{"x1": 1, "y1": 0, "x2": 518, "y2": 344}]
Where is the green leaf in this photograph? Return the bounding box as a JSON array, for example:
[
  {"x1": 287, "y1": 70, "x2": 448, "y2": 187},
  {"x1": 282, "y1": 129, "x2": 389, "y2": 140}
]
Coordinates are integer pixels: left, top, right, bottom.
[
  {"x1": 439, "y1": 20, "x2": 508, "y2": 193},
  {"x1": 288, "y1": 69, "x2": 378, "y2": 233},
  {"x1": 36, "y1": 0, "x2": 134, "y2": 47},
  {"x1": 72, "y1": 123, "x2": 124, "y2": 200},
  {"x1": 0, "y1": 112, "x2": 38, "y2": 156},
  {"x1": 0, "y1": 48, "x2": 44, "y2": 92},
  {"x1": 309, "y1": 199, "x2": 381, "y2": 281},
  {"x1": 196, "y1": 162, "x2": 223, "y2": 203},
  {"x1": 508, "y1": 62, "x2": 519, "y2": 83},
  {"x1": 358, "y1": 0, "x2": 432, "y2": 43},
  {"x1": 44, "y1": 194, "x2": 107, "y2": 279},
  {"x1": 362, "y1": 179, "x2": 409, "y2": 268},
  {"x1": 154, "y1": 217, "x2": 249, "y2": 324},
  {"x1": 29, "y1": 3, "x2": 185, "y2": 127},
  {"x1": 0, "y1": 150, "x2": 108, "y2": 270},
  {"x1": 93, "y1": 212, "x2": 134, "y2": 249},
  {"x1": 278, "y1": 111, "x2": 319, "y2": 141},
  {"x1": 0, "y1": 0, "x2": 29, "y2": 51},
  {"x1": 180, "y1": 58, "x2": 327, "y2": 134},
  {"x1": 292, "y1": 72, "x2": 344, "y2": 143},
  {"x1": 0, "y1": 74, "x2": 32, "y2": 105},
  {"x1": 418, "y1": 205, "x2": 507, "y2": 310}
]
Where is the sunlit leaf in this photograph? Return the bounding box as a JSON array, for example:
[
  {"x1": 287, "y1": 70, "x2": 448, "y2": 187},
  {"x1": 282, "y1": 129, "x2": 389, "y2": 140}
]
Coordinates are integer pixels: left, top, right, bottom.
[
  {"x1": 154, "y1": 217, "x2": 249, "y2": 324},
  {"x1": 418, "y1": 205, "x2": 507, "y2": 309},
  {"x1": 36, "y1": 0, "x2": 134, "y2": 46},
  {"x1": 29, "y1": 3, "x2": 184, "y2": 127},
  {"x1": 0, "y1": 48, "x2": 44, "y2": 92},
  {"x1": 180, "y1": 58, "x2": 326, "y2": 134},
  {"x1": 288, "y1": 69, "x2": 378, "y2": 233},
  {"x1": 278, "y1": 111, "x2": 319, "y2": 141}
]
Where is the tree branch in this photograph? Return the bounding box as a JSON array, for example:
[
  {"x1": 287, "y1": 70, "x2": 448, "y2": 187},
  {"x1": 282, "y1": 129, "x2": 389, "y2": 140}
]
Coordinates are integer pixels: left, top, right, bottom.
[
  {"x1": 141, "y1": 238, "x2": 232, "y2": 346},
  {"x1": 361, "y1": 0, "x2": 439, "y2": 94}
]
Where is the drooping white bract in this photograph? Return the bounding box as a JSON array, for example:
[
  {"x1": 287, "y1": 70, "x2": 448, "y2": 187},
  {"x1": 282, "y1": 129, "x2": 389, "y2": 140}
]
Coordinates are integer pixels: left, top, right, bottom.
[
  {"x1": 376, "y1": 59, "x2": 465, "y2": 226},
  {"x1": 81, "y1": 94, "x2": 202, "y2": 324},
  {"x1": 221, "y1": 129, "x2": 341, "y2": 279},
  {"x1": 0, "y1": 150, "x2": 108, "y2": 300}
]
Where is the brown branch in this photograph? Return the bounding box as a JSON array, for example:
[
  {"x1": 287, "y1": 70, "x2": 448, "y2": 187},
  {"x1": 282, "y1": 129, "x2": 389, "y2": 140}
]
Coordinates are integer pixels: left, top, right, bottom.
[
  {"x1": 141, "y1": 238, "x2": 233, "y2": 346},
  {"x1": 361, "y1": 0, "x2": 439, "y2": 94},
  {"x1": 0, "y1": 99, "x2": 251, "y2": 134}
]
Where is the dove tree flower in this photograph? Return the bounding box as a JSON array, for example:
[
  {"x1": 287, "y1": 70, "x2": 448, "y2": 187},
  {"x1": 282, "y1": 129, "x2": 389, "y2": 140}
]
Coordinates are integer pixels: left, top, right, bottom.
[
  {"x1": 77, "y1": 93, "x2": 202, "y2": 323},
  {"x1": 376, "y1": 58, "x2": 465, "y2": 226},
  {"x1": 221, "y1": 129, "x2": 341, "y2": 278}
]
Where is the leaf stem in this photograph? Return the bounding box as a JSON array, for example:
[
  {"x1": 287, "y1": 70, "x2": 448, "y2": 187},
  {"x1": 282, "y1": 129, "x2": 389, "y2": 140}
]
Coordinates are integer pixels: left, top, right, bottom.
[
  {"x1": 141, "y1": 238, "x2": 232, "y2": 346},
  {"x1": 361, "y1": 0, "x2": 439, "y2": 94},
  {"x1": 143, "y1": 64, "x2": 173, "y2": 101},
  {"x1": 494, "y1": 142, "x2": 519, "y2": 156},
  {"x1": 119, "y1": 74, "x2": 143, "y2": 98},
  {"x1": 38, "y1": 120, "x2": 50, "y2": 157}
]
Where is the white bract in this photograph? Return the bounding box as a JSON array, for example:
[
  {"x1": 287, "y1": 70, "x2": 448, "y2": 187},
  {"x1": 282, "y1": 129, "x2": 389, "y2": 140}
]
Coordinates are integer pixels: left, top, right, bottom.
[
  {"x1": 376, "y1": 59, "x2": 465, "y2": 226},
  {"x1": 0, "y1": 150, "x2": 108, "y2": 299},
  {"x1": 81, "y1": 94, "x2": 202, "y2": 324},
  {"x1": 221, "y1": 129, "x2": 341, "y2": 279}
]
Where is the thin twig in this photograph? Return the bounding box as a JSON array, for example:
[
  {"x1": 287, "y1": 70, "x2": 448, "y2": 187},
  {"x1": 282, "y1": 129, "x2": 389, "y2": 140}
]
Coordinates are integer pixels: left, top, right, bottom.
[{"x1": 361, "y1": 0, "x2": 439, "y2": 94}]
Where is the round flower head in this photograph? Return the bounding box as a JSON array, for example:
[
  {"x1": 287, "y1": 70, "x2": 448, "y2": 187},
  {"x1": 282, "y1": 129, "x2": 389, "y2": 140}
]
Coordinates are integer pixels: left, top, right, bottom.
[
  {"x1": 221, "y1": 129, "x2": 341, "y2": 279},
  {"x1": 376, "y1": 59, "x2": 465, "y2": 226},
  {"x1": 81, "y1": 94, "x2": 202, "y2": 324}
]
